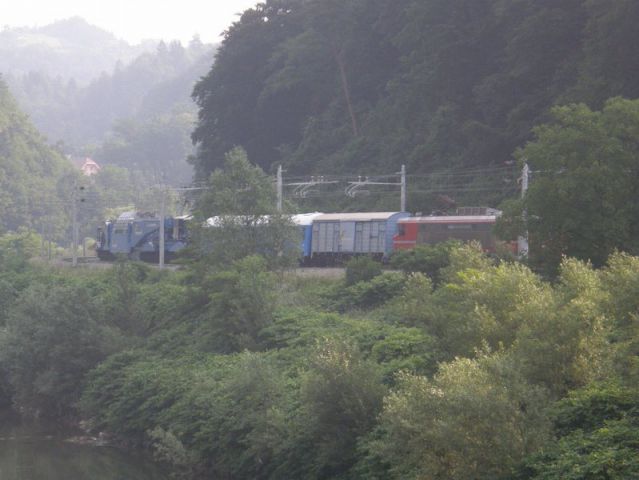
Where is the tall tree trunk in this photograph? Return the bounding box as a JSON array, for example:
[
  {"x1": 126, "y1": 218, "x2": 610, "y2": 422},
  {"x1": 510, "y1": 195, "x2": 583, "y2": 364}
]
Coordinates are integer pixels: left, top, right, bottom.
[{"x1": 332, "y1": 43, "x2": 359, "y2": 136}]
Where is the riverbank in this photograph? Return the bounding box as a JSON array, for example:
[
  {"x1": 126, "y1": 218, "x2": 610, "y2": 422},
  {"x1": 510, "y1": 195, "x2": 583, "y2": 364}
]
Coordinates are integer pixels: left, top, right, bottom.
[{"x1": 0, "y1": 409, "x2": 168, "y2": 480}]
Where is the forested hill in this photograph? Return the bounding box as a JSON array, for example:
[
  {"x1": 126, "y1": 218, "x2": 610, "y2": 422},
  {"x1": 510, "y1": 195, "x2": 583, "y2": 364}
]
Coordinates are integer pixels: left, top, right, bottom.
[
  {"x1": 5, "y1": 35, "x2": 214, "y2": 185},
  {"x1": 0, "y1": 78, "x2": 72, "y2": 233},
  {"x1": 192, "y1": 0, "x2": 639, "y2": 179},
  {"x1": 0, "y1": 17, "x2": 154, "y2": 85},
  {"x1": 6, "y1": 39, "x2": 213, "y2": 147}
]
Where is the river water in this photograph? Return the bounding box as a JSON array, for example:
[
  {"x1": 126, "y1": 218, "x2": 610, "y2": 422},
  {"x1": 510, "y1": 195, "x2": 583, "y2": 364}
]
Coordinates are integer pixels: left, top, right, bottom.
[{"x1": 0, "y1": 412, "x2": 169, "y2": 480}]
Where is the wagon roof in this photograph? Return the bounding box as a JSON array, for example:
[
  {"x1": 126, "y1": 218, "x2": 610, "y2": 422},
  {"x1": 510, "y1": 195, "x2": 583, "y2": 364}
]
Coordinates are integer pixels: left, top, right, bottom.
[
  {"x1": 206, "y1": 213, "x2": 321, "y2": 227},
  {"x1": 399, "y1": 215, "x2": 498, "y2": 224},
  {"x1": 291, "y1": 212, "x2": 323, "y2": 226},
  {"x1": 315, "y1": 212, "x2": 406, "y2": 222}
]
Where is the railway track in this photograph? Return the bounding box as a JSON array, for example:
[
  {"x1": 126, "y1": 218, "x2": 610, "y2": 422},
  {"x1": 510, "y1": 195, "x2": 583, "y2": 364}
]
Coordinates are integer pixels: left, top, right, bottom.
[
  {"x1": 48, "y1": 257, "x2": 346, "y2": 277},
  {"x1": 50, "y1": 257, "x2": 182, "y2": 270}
]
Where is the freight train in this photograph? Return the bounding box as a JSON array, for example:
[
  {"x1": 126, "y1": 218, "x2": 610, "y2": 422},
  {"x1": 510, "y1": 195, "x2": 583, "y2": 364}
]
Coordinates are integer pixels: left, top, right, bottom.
[
  {"x1": 96, "y1": 211, "x2": 188, "y2": 262},
  {"x1": 96, "y1": 208, "x2": 508, "y2": 263},
  {"x1": 393, "y1": 207, "x2": 505, "y2": 252}
]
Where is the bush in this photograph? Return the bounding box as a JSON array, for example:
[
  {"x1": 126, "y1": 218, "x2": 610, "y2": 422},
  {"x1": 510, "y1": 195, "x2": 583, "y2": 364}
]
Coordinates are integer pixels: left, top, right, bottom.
[
  {"x1": 325, "y1": 272, "x2": 407, "y2": 312},
  {"x1": 515, "y1": 419, "x2": 639, "y2": 480},
  {"x1": 371, "y1": 352, "x2": 550, "y2": 480},
  {"x1": 552, "y1": 382, "x2": 639, "y2": 436},
  {"x1": 0, "y1": 328, "x2": 12, "y2": 409},
  {"x1": 345, "y1": 256, "x2": 382, "y2": 286},
  {"x1": 80, "y1": 351, "x2": 208, "y2": 440},
  {"x1": 2, "y1": 283, "x2": 117, "y2": 418},
  {"x1": 514, "y1": 383, "x2": 639, "y2": 480},
  {"x1": 286, "y1": 338, "x2": 387, "y2": 478},
  {"x1": 370, "y1": 327, "x2": 438, "y2": 382},
  {"x1": 390, "y1": 240, "x2": 461, "y2": 284},
  {"x1": 198, "y1": 255, "x2": 276, "y2": 352}
]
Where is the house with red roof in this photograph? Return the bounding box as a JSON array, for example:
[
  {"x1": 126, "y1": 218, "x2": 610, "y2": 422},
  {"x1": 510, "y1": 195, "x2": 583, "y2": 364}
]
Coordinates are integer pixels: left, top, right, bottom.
[{"x1": 69, "y1": 157, "x2": 101, "y2": 176}]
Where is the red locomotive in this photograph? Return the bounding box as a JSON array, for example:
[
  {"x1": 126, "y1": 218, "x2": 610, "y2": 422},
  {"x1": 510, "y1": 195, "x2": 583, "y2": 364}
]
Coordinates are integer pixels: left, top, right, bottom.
[{"x1": 393, "y1": 207, "x2": 512, "y2": 253}]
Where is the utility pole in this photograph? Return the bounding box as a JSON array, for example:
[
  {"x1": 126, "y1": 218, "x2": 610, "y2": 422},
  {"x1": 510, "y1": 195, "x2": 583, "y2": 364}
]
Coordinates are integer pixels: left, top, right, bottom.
[
  {"x1": 518, "y1": 163, "x2": 530, "y2": 257},
  {"x1": 47, "y1": 221, "x2": 52, "y2": 260},
  {"x1": 277, "y1": 165, "x2": 283, "y2": 212},
  {"x1": 159, "y1": 187, "x2": 166, "y2": 269},
  {"x1": 400, "y1": 164, "x2": 406, "y2": 212},
  {"x1": 40, "y1": 220, "x2": 46, "y2": 259},
  {"x1": 72, "y1": 185, "x2": 78, "y2": 267},
  {"x1": 345, "y1": 166, "x2": 407, "y2": 211}
]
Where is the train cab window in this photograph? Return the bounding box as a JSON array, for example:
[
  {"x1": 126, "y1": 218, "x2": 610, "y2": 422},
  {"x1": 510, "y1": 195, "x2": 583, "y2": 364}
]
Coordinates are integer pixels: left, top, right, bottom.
[
  {"x1": 397, "y1": 224, "x2": 406, "y2": 236},
  {"x1": 133, "y1": 224, "x2": 143, "y2": 235}
]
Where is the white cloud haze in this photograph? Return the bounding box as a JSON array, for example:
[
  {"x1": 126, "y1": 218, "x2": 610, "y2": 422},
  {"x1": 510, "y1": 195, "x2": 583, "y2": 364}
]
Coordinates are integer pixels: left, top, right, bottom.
[{"x1": 2, "y1": 0, "x2": 260, "y2": 44}]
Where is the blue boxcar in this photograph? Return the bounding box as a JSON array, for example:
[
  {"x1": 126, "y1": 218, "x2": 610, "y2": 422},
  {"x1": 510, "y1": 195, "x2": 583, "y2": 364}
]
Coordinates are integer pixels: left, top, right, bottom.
[
  {"x1": 292, "y1": 212, "x2": 323, "y2": 260},
  {"x1": 309, "y1": 212, "x2": 410, "y2": 264}
]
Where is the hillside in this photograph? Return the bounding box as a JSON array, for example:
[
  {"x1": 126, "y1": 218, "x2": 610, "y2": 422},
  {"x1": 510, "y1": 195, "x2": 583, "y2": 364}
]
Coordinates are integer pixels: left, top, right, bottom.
[
  {"x1": 3, "y1": 21, "x2": 215, "y2": 185},
  {"x1": 0, "y1": 77, "x2": 73, "y2": 234},
  {"x1": 191, "y1": 0, "x2": 639, "y2": 181}
]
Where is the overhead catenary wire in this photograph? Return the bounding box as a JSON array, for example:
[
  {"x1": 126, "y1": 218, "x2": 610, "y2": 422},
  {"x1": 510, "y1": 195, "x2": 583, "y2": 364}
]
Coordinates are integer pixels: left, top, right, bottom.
[{"x1": 281, "y1": 163, "x2": 521, "y2": 211}]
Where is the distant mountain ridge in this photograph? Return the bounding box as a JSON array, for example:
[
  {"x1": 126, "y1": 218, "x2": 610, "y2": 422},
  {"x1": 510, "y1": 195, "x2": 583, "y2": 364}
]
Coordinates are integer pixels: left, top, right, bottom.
[
  {"x1": 0, "y1": 17, "x2": 156, "y2": 84},
  {"x1": 0, "y1": 17, "x2": 217, "y2": 185}
]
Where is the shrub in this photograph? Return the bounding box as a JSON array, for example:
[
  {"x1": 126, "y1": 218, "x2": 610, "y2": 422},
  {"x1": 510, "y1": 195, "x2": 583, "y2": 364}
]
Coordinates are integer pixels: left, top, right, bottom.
[
  {"x1": 390, "y1": 240, "x2": 461, "y2": 284},
  {"x1": 514, "y1": 383, "x2": 639, "y2": 480},
  {"x1": 371, "y1": 352, "x2": 550, "y2": 480},
  {"x1": 2, "y1": 284, "x2": 116, "y2": 418},
  {"x1": 325, "y1": 272, "x2": 407, "y2": 312},
  {"x1": 345, "y1": 256, "x2": 382, "y2": 286}
]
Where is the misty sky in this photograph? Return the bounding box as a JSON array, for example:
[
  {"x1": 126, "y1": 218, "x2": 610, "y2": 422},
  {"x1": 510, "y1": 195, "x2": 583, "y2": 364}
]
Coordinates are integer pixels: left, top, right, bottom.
[{"x1": 2, "y1": 0, "x2": 260, "y2": 44}]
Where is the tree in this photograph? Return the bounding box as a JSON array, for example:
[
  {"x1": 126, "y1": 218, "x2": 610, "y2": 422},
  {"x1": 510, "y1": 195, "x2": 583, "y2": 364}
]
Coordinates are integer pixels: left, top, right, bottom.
[
  {"x1": 198, "y1": 255, "x2": 277, "y2": 353},
  {"x1": 1, "y1": 283, "x2": 116, "y2": 418},
  {"x1": 512, "y1": 257, "x2": 614, "y2": 396},
  {"x1": 344, "y1": 256, "x2": 382, "y2": 286},
  {"x1": 286, "y1": 338, "x2": 386, "y2": 478},
  {"x1": 0, "y1": 78, "x2": 73, "y2": 235},
  {"x1": 508, "y1": 98, "x2": 639, "y2": 274},
  {"x1": 599, "y1": 252, "x2": 639, "y2": 383},
  {"x1": 575, "y1": 0, "x2": 639, "y2": 105},
  {"x1": 191, "y1": 0, "x2": 304, "y2": 176},
  {"x1": 191, "y1": 147, "x2": 298, "y2": 269},
  {"x1": 95, "y1": 112, "x2": 196, "y2": 186},
  {"x1": 514, "y1": 382, "x2": 639, "y2": 480},
  {"x1": 371, "y1": 351, "x2": 549, "y2": 480},
  {"x1": 188, "y1": 0, "x2": 639, "y2": 194},
  {"x1": 390, "y1": 240, "x2": 462, "y2": 285}
]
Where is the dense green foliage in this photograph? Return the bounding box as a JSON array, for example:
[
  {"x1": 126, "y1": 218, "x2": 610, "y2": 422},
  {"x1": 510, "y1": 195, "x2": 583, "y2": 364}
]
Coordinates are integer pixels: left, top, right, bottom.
[
  {"x1": 0, "y1": 78, "x2": 75, "y2": 235},
  {"x1": 389, "y1": 240, "x2": 462, "y2": 284},
  {"x1": 0, "y1": 74, "x2": 163, "y2": 249},
  {"x1": 514, "y1": 383, "x2": 639, "y2": 479},
  {"x1": 189, "y1": 147, "x2": 299, "y2": 269},
  {"x1": 344, "y1": 256, "x2": 382, "y2": 286},
  {"x1": 500, "y1": 97, "x2": 639, "y2": 274},
  {"x1": 191, "y1": 0, "x2": 639, "y2": 182},
  {"x1": 2, "y1": 240, "x2": 638, "y2": 479}
]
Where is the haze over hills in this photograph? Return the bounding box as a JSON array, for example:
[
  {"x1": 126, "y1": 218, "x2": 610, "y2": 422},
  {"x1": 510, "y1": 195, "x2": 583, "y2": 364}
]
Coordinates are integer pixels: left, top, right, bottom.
[
  {"x1": 0, "y1": 17, "x2": 156, "y2": 84},
  {"x1": 1, "y1": 17, "x2": 217, "y2": 185}
]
